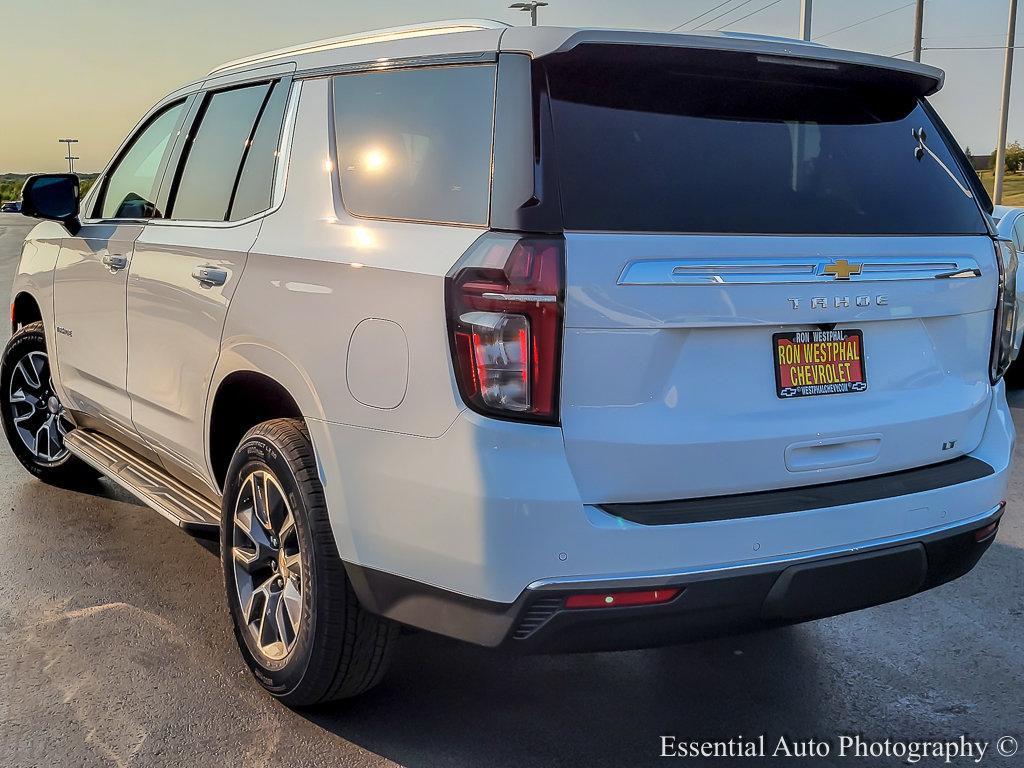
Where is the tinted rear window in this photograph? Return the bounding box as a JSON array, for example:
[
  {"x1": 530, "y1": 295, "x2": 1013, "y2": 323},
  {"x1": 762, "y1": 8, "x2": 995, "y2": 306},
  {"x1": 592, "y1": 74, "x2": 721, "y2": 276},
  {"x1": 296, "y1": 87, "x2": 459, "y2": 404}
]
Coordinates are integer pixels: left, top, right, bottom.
[{"x1": 543, "y1": 46, "x2": 986, "y2": 235}]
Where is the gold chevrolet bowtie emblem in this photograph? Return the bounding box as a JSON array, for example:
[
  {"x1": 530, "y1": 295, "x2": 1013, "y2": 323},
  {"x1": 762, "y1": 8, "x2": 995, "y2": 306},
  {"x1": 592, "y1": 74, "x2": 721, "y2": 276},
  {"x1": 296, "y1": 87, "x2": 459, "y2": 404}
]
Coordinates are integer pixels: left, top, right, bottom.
[{"x1": 822, "y1": 259, "x2": 863, "y2": 280}]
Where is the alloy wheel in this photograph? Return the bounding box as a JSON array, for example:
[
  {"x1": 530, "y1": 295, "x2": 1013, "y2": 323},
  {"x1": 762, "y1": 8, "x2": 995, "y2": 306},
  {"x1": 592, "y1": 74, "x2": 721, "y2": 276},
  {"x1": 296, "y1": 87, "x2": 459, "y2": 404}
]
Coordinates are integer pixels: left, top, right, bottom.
[
  {"x1": 232, "y1": 469, "x2": 304, "y2": 661},
  {"x1": 7, "y1": 350, "x2": 71, "y2": 464}
]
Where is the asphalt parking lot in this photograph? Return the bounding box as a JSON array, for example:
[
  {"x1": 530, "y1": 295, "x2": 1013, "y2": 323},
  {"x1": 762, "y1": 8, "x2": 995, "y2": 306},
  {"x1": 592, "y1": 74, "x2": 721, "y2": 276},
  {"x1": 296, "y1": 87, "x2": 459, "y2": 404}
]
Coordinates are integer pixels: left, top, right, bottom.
[{"x1": 0, "y1": 211, "x2": 1021, "y2": 767}]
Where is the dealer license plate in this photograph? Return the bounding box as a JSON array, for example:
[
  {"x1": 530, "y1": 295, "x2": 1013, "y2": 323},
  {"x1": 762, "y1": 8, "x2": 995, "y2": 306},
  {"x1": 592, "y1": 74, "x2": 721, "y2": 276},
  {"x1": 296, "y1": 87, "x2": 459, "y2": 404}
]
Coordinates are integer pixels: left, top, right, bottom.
[{"x1": 773, "y1": 329, "x2": 867, "y2": 399}]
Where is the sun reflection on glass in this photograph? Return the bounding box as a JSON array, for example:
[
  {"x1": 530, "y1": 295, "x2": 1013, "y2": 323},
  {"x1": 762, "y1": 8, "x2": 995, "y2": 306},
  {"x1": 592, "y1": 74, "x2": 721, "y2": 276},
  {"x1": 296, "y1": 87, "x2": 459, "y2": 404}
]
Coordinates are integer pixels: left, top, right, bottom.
[{"x1": 361, "y1": 148, "x2": 390, "y2": 174}]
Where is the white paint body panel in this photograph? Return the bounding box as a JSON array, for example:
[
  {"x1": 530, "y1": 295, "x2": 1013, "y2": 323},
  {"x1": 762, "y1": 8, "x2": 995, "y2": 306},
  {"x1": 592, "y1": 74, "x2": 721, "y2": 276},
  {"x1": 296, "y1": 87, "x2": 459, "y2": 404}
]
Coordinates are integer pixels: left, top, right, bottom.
[
  {"x1": 11, "y1": 222, "x2": 64, "y2": 391},
  {"x1": 559, "y1": 233, "x2": 999, "y2": 503},
  {"x1": 307, "y1": 387, "x2": 1012, "y2": 603},
  {"x1": 52, "y1": 221, "x2": 143, "y2": 433},
  {"x1": 128, "y1": 220, "x2": 258, "y2": 477}
]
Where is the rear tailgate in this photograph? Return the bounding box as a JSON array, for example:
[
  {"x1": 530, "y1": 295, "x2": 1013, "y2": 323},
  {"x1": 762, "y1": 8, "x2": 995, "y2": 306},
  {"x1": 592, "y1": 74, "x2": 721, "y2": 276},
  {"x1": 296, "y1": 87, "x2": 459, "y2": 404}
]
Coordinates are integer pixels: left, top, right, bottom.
[
  {"x1": 540, "y1": 43, "x2": 997, "y2": 504},
  {"x1": 560, "y1": 234, "x2": 996, "y2": 502}
]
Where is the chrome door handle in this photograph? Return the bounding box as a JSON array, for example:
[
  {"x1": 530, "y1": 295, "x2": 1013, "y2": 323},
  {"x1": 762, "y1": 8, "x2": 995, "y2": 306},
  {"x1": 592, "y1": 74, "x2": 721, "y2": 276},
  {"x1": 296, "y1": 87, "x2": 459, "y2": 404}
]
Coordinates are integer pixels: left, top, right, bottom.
[
  {"x1": 101, "y1": 254, "x2": 128, "y2": 272},
  {"x1": 191, "y1": 265, "x2": 228, "y2": 287}
]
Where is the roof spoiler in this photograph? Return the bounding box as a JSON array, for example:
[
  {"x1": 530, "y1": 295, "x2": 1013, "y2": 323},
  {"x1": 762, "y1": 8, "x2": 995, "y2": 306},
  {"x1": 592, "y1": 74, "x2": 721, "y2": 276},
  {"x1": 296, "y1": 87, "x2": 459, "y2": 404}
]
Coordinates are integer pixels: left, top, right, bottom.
[{"x1": 501, "y1": 27, "x2": 944, "y2": 96}]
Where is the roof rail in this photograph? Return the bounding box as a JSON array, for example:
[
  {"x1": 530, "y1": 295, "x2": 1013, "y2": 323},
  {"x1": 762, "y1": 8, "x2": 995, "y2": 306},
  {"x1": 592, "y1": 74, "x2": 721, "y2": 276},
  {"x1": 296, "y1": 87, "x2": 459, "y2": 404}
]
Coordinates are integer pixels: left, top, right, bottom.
[{"x1": 208, "y1": 19, "x2": 510, "y2": 76}]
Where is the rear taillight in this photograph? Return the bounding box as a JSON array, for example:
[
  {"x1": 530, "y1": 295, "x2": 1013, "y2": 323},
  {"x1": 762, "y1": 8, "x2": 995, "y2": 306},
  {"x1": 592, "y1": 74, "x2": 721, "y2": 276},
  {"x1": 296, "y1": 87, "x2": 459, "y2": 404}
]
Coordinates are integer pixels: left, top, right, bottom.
[
  {"x1": 991, "y1": 238, "x2": 1018, "y2": 383},
  {"x1": 445, "y1": 234, "x2": 564, "y2": 423}
]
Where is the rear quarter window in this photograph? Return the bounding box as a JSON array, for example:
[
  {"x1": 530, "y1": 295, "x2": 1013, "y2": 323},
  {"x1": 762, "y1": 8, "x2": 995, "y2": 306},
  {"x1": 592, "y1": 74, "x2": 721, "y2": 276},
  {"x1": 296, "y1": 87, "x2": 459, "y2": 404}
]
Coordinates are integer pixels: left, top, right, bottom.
[{"x1": 331, "y1": 65, "x2": 496, "y2": 225}]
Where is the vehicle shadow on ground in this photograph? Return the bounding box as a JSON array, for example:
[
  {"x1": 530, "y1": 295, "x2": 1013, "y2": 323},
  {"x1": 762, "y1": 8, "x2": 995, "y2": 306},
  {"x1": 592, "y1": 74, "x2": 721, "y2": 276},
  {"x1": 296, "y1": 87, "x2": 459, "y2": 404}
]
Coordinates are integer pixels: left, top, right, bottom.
[
  {"x1": 295, "y1": 537, "x2": 1024, "y2": 768},
  {"x1": 299, "y1": 623, "x2": 827, "y2": 767}
]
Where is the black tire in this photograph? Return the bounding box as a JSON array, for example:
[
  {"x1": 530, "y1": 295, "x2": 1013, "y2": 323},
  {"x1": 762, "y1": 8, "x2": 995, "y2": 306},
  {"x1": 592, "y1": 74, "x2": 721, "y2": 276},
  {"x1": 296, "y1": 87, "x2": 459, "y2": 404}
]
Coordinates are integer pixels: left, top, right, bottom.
[
  {"x1": 220, "y1": 417, "x2": 397, "y2": 705},
  {"x1": 0, "y1": 322, "x2": 96, "y2": 487}
]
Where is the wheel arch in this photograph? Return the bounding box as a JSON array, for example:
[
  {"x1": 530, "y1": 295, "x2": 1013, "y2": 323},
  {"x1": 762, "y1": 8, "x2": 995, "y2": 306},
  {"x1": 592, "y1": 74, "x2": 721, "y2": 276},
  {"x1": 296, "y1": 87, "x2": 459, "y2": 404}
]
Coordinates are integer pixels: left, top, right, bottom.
[
  {"x1": 207, "y1": 344, "x2": 326, "y2": 492},
  {"x1": 11, "y1": 291, "x2": 43, "y2": 333}
]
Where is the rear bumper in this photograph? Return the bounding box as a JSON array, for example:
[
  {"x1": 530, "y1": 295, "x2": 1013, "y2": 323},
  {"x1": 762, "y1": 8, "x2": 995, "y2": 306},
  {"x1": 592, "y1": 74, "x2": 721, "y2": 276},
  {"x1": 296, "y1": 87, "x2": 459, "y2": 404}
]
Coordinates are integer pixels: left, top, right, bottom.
[
  {"x1": 309, "y1": 383, "x2": 1013, "y2": 649},
  {"x1": 346, "y1": 502, "x2": 1003, "y2": 652}
]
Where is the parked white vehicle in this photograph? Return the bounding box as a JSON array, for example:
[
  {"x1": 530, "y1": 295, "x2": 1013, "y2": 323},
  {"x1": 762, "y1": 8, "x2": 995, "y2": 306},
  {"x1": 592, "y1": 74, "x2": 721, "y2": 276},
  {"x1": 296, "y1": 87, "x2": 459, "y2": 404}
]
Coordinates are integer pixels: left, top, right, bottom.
[
  {"x1": 991, "y1": 204, "x2": 1024, "y2": 378},
  {"x1": 4, "y1": 21, "x2": 1016, "y2": 705}
]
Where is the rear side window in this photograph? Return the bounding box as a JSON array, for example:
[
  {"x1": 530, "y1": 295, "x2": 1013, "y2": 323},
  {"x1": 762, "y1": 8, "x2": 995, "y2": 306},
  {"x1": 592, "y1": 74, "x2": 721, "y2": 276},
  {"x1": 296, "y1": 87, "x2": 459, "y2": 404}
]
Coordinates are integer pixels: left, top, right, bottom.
[
  {"x1": 1014, "y1": 216, "x2": 1024, "y2": 252},
  {"x1": 171, "y1": 82, "x2": 271, "y2": 221},
  {"x1": 332, "y1": 65, "x2": 496, "y2": 225},
  {"x1": 542, "y1": 45, "x2": 987, "y2": 235},
  {"x1": 230, "y1": 81, "x2": 290, "y2": 220},
  {"x1": 98, "y1": 101, "x2": 185, "y2": 219}
]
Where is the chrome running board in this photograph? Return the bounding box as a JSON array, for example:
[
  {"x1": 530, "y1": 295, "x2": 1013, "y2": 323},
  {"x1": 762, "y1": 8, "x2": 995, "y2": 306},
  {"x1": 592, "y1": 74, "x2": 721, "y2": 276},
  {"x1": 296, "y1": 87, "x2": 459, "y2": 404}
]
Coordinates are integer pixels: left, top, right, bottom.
[{"x1": 64, "y1": 429, "x2": 221, "y2": 532}]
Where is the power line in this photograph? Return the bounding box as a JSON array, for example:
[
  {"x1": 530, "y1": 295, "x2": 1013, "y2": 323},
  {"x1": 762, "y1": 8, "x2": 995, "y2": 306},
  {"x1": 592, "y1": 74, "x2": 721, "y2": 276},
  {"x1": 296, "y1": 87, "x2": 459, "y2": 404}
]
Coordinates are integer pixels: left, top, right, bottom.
[
  {"x1": 887, "y1": 44, "x2": 1024, "y2": 55},
  {"x1": 925, "y1": 45, "x2": 1024, "y2": 50},
  {"x1": 716, "y1": 0, "x2": 785, "y2": 29},
  {"x1": 669, "y1": 1, "x2": 742, "y2": 31},
  {"x1": 924, "y1": 33, "x2": 1006, "y2": 41},
  {"x1": 814, "y1": 2, "x2": 915, "y2": 40},
  {"x1": 695, "y1": 0, "x2": 761, "y2": 30}
]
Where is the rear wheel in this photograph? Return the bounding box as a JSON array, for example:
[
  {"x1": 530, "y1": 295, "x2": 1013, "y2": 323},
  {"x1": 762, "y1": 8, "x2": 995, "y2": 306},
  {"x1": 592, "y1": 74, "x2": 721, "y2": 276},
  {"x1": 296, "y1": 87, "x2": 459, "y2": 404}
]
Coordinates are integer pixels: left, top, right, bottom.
[
  {"x1": 0, "y1": 322, "x2": 95, "y2": 486},
  {"x1": 220, "y1": 418, "x2": 397, "y2": 705}
]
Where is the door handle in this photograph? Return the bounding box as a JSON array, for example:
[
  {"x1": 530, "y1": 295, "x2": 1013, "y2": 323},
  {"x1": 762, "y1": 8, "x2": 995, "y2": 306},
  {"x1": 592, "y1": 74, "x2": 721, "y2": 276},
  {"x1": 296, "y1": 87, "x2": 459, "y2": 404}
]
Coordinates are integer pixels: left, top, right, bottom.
[
  {"x1": 191, "y1": 265, "x2": 228, "y2": 287},
  {"x1": 101, "y1": 254, "x2": 128, "y2": 272}
]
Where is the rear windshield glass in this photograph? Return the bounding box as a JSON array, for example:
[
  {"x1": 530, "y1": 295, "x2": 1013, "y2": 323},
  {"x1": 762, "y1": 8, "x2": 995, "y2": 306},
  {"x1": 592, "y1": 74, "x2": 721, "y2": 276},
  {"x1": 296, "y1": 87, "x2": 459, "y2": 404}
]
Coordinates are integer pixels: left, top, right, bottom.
[{"x1": 542, "y1": 46, "x2": 987, "y2": 235}]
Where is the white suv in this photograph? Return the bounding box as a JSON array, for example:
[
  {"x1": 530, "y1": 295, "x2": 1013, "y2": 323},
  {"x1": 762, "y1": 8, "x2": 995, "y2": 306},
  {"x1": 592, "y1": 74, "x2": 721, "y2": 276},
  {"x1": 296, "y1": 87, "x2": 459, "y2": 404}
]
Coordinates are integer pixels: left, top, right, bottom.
[{"x1": 5, "y1": 21, "x2": 1016, "y2": 705}]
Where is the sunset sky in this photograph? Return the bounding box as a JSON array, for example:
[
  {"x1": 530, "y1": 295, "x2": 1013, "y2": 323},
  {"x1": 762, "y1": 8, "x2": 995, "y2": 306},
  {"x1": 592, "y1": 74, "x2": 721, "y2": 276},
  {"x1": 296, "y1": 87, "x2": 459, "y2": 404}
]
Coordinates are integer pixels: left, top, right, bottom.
[{"x1": 1, "y1": 0, "x2": 1021, "y2": 173}]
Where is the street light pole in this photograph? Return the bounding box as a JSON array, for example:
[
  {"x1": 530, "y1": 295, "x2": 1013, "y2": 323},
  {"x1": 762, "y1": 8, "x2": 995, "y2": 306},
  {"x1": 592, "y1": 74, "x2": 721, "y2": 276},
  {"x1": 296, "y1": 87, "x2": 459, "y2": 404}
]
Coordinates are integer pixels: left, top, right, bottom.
[
  {"x1": 509, "y1": 1, "x2": 548, "y2": 26},
  {"x1": 799, "y1": 0, "x2": 812, "y2": 41},
  {"x1": 912, "y1": 0, "x2": 925, "y2": 62},
  {"x1": 58, "y1": 138, "x2": 79, "y2": 174},
  {"x1": 994, "y1": 0, "x2": 1019, "y2": 205}
]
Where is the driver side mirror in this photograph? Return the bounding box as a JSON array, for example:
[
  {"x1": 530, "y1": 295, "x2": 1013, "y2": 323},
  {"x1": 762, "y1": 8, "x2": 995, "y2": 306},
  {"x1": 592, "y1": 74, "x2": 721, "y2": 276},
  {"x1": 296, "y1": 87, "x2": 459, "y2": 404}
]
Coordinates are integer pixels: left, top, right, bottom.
[{"x1": 20, "y1": 174, "x2": 81, "y2": 235}]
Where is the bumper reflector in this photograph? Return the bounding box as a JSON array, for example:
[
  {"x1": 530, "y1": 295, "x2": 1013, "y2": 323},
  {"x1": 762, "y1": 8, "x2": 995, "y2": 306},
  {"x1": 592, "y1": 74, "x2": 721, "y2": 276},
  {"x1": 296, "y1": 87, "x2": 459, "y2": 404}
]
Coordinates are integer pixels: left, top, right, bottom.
[
  {"x1": 564, "y1": 588, "x2": 681, "y2": 610},
  {"x1": 975, "y1": 502, "x2": 1004, "y2": 542},
  {"x1": 975, "y1": 521, "x2": 1000, "y2": 542}
]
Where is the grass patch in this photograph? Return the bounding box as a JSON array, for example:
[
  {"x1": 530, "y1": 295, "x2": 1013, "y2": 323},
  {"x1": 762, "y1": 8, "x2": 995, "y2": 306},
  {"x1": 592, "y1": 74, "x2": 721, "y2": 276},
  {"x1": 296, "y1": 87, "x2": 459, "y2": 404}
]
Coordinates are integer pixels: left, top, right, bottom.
[
  {"x1": 978, "y1": 171, "x2": 1024, "y2": 208},
  {"x1": 0, "y1": 173, "x2": 98, "y2": 205}
]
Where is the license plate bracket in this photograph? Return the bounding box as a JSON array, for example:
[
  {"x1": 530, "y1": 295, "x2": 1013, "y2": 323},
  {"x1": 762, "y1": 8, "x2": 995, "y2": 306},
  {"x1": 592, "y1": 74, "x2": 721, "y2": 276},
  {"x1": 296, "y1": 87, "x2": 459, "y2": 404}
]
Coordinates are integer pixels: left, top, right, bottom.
[{"x1": 773, "y1": 329, "x2": 867, "y2": 399}]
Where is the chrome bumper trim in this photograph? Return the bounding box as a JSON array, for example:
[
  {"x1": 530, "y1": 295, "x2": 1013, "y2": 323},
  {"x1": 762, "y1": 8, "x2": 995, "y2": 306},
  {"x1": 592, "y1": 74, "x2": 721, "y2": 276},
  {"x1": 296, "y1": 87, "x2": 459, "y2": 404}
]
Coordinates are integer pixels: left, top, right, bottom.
[{"x1": 526, "y1": 502, "x2": 1004, "y2": 593}]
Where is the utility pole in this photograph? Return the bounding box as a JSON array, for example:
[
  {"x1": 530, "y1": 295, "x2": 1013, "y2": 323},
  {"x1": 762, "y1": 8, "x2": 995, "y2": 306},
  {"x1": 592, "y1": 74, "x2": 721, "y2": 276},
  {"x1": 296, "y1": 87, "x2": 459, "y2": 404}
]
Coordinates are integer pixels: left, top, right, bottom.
[
  {"x1": 58, "y1": 138, "x2": 79, "y2": 174},
  {"x1": 912, "y1": 0, "x2": 925, "y2": 62},
  {"x1": 509, "y1": 1, "x2": 548, "y2": 26},
  {"x1": 994, "y1": 0, "x2": 1019, "y2": 205},
  {"x1": 799, "y1": 0, "x2": 812, "y2": 41}
]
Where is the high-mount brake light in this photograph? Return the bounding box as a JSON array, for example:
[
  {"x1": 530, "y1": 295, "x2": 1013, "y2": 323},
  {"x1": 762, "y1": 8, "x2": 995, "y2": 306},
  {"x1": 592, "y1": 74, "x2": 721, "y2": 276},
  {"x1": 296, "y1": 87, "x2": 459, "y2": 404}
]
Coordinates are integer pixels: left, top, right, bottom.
[
  {"x1": 445, "y1": 234, "x2": 564, "y2": 423},
  {"x1": 991, "y1": 238, "x2": 1019, "y2": 383}
]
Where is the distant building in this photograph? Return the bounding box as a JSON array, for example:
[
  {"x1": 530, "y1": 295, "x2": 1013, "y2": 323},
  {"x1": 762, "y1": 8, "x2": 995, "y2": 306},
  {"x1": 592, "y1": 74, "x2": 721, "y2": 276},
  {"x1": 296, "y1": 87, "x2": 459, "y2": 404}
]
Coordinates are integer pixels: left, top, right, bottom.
[{"x1": 969, "y1": 154, "x2": 993, "y2": 172}]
